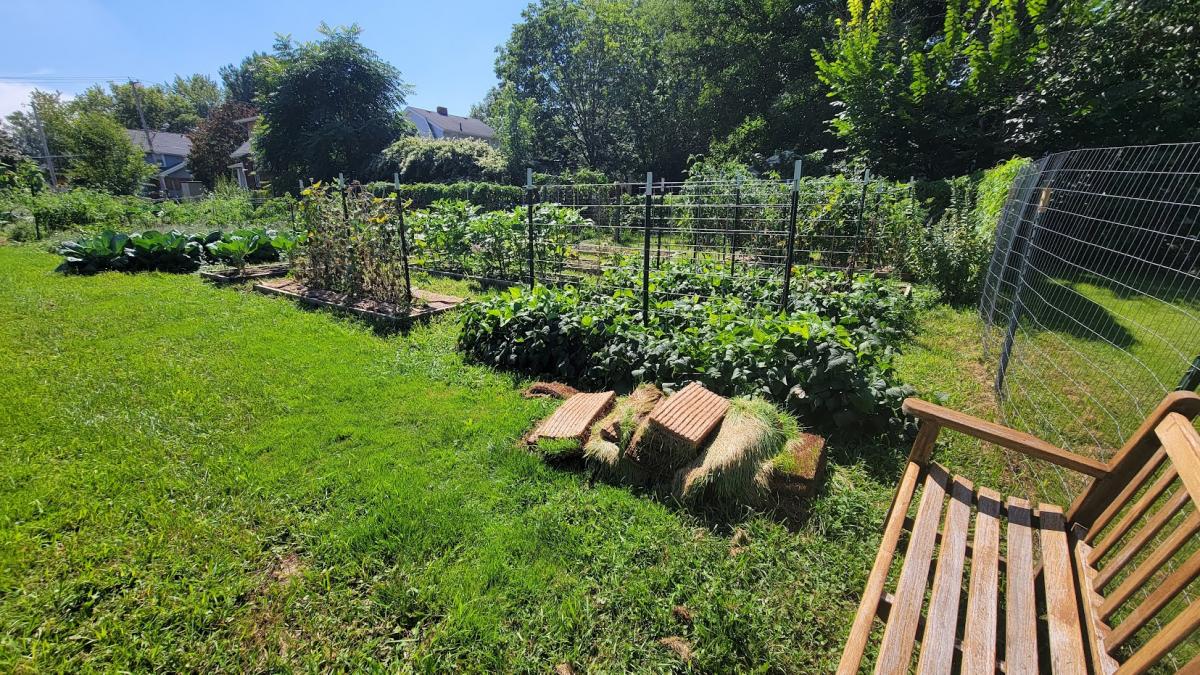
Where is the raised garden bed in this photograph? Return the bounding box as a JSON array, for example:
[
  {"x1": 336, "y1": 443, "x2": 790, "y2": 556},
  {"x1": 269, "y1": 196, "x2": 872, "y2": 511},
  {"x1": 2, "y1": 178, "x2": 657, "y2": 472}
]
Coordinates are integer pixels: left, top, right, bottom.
[
  {"x1": 253, "y1": 278, "x2": 463, "y2": 323},
  {"x1": 200, "y1": 263, "x2": 290, "y2": 283}
]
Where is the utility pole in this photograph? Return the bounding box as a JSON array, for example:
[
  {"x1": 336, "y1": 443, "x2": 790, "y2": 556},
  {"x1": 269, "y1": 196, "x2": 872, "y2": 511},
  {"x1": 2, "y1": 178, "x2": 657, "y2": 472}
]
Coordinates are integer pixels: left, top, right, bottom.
[
  {"x1": 130, "y1": 80, "x2": 165, "y2": 195},
  {"x1": 30, "y1": 97, "x2": 57, "y2": 189}
]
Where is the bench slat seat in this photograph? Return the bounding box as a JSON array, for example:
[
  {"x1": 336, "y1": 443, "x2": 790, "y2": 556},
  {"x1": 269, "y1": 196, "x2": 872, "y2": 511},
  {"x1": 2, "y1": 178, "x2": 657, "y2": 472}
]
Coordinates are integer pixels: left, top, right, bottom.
[{"x1": 838, "y1": 392, "x2": 1200, "y2": 674}]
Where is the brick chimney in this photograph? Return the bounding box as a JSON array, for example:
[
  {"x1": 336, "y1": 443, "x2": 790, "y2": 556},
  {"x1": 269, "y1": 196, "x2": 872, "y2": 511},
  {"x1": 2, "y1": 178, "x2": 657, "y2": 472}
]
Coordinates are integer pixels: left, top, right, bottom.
[{"x1": 436, "y1": 106, "x2": 448, "y2": 116}]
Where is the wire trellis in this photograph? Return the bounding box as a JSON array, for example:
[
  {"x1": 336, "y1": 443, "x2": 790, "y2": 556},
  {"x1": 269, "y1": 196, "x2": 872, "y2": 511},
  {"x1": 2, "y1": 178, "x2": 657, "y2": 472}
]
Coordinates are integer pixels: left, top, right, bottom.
[{"x1": 980, "y1": 143, "x2": 1200, "y2": 468}]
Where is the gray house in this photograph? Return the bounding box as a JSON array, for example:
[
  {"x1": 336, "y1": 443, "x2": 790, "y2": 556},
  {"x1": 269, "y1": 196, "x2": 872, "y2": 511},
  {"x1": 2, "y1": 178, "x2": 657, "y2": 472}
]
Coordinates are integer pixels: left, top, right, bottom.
[
  {"x1": 125, "y1": 129, "x2": 203, "y2": 198},
  {"x1": 404, "y1": 106, "x2": 496, "y2": 144}
]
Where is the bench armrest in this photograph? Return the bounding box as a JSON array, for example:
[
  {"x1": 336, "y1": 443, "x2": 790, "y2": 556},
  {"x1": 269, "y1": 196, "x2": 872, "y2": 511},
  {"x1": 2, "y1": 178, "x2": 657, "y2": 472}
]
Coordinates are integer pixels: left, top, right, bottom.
[{"x1": 902, "y1": 398, "x2": 1110, "y2": 477}]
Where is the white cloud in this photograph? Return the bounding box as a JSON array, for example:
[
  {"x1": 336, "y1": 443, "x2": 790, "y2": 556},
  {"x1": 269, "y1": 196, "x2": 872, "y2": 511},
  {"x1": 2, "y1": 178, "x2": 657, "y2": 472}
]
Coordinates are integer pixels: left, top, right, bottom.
[{"x1": 0, "y1": 82, "x2": 38, "y2": 118}]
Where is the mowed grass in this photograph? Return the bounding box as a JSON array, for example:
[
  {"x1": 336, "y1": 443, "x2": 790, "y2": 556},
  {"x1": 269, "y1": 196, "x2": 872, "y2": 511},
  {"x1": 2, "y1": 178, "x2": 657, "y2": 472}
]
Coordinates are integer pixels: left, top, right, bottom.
[{"x1": 0, "y1": 245, "x2": 937, "y2": 672}]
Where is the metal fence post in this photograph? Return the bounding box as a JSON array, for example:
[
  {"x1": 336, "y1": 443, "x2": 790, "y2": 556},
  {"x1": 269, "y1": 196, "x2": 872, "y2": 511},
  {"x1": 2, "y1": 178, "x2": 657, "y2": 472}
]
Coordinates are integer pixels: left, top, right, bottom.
[
  {"x1": 642, "y1": 171, "x2": 653, "y2": 327},
  {"x1": 994, "y1": 182, "x2": 1052, "y2": 398},
  {"x1": 781, "y1": 160, "x2": 801, "y2": 312},
  {"x1": 526, "y1": 168, "x2": 536, "y2": 288},
  {"x1": 656, "y1": 178, "x2": 664, "y2": 268},
  {"x1": 393, "y1": 173, "x2": 412, "y2": 302},
  {"x1": 339, "y1": 172, "x2": 349, "y2": 230},
  {"x1": 730, "y1": 175, "x2": 742, "y2": 276}
]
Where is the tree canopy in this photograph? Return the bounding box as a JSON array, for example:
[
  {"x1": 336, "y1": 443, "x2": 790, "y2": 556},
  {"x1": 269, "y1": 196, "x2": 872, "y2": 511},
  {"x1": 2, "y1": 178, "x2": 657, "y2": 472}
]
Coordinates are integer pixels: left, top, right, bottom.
[
  {"x1": 188, "y1": 101, "x2": 256, "y2": 188},
  {"x1": 254, "y1": 24, "x2": 413, "y2": 191}
]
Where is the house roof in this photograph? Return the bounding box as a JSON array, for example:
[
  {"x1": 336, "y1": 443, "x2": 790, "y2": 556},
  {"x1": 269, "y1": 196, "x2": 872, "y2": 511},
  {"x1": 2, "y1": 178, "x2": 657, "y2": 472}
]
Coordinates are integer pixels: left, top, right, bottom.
[
  {"x1": 126, "y1": 129, "x2": 191, "y2": 157},
  {"x1": 405, "y1": 106, "x2": 495, "y2": 140},
  {"x1": 230, "y1": 139, "x2": 252, "y2": 159}
]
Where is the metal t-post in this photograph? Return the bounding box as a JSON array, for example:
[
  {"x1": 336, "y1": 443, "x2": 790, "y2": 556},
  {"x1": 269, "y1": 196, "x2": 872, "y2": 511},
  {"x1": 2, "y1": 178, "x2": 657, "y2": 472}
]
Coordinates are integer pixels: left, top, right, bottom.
[
  {"x1": 781, "y1": 160, "x2": 801, "y2": 312},
  {"x1": 730, "y1": 175, "x2": 741, "y2": 276},
  {"x1": 642, "y1": 172, "x2": 653, "y2": 327},
  {"x1": 394, "y1": 173, "x2": 412, "y2": 302},
  {"x1": 526, "y1": 168, "x2": 536, "y2": 288}
]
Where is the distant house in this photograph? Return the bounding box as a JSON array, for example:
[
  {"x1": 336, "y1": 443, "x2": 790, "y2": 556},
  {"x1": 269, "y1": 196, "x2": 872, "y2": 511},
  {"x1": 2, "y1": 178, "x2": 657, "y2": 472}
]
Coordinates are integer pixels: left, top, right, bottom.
[
  {"x1": 227, "y1": 116, "x2": 262, "y2": 190},
  {"x1": 404, "y1": 106, "x2": 496, "y2": 144},
  {"x1": 125, "y1": 129, "x2": 204, "y2": 198}
]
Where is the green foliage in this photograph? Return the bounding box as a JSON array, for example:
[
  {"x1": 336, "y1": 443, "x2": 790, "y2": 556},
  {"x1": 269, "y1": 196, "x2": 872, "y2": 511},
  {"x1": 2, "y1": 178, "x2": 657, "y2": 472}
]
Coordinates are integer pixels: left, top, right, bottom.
[
  {"x1": 66, "y1": 113, "x2": 156, "y2": 195},
  {"x1": 458, "y1": 259, "x2": 915, "y2": 434},
  {"x1": 70, "y1": 80, "x2": 205, "y2": 133},
  {"x1": 381, "y1": 136, "x2": 504, "y2": 184},
  {"x1": 489, "y1": 83, "x2": 537, "y2": 182},
  {"x1": 364, "y1": 181, "x2": 524, "y2": 211},
  {"x1": 292, "y1": 182, "x2": 411, "y2": 305},
  {"x1": 219, "y1": 52, "x2": 276, "y2": 105},
  {"x1": 55, "y1": 225, "x2": 300, "y2": 275},
  {"x1": 406, "y1": 199, "x2": 584, "y2": 282},
  {"x1": 56, "y1": 230, "x2": 131, "y2": 273},
  {"x1": 908, "y1": 157, "x2": 1030, "y2": 303},
  {"x1": 255, "y1": 24, "x2": 413, "y2": 192},
  {"x1": 187, "y1": 101, "x2": 256, "y2": 188}
]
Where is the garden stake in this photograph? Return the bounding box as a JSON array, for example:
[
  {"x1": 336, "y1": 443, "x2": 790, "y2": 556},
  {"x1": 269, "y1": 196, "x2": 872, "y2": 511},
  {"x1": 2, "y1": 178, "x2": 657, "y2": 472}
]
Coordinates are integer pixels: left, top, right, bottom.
[
  {"x1": 394, "y1": 173, "x2": 412, "y2": 303},
  {"x1": 781, "y1": 160, "x2": 801, "y2": 312},
  {"x1": 526, "y1": 168, "x2": 536, "y2": 288},
  {"x1": 730, "y1": 175, "x2": 741, "y2": 276},
  {"x1": 642, "y1": 171, "x2": 653, "y2": 327},
  {"x1": 655, "y1": 177, "x2": 664, "y2": 268},
  {"x1": 339, "y1": 173, "x2": 349, "y2": 235}
]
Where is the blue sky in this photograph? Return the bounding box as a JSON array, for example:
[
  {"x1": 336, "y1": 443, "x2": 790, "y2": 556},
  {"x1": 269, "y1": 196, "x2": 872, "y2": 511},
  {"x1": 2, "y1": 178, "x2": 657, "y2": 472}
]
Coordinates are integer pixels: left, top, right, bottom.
[{"x1": 0, "y1": 0, "x2": 532, "y2": 117}]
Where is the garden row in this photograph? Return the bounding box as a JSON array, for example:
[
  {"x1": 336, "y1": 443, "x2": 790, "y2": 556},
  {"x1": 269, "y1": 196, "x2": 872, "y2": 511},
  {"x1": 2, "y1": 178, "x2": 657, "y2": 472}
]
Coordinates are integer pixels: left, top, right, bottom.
[
  {"x1": 458, "y1": 258, "x2": 916, "y2": 435},
  {"x1": 58, "y1": 227, "x2": 303, "y2": 274}
]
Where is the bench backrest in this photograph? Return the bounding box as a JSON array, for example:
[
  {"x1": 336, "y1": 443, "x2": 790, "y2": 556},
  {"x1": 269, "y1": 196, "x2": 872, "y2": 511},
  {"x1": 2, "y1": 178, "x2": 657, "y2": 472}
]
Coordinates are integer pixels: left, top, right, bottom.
[{"x1": 1071, "y1": 391, "x2": 1200, "y2": 673}]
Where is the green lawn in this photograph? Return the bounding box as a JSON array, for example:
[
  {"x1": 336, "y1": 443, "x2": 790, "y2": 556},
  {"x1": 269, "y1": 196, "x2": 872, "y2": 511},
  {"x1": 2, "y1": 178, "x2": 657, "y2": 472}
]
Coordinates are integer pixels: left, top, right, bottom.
[{"x1": 0, "y1": 244, "x2": 1033, "y2": 671}]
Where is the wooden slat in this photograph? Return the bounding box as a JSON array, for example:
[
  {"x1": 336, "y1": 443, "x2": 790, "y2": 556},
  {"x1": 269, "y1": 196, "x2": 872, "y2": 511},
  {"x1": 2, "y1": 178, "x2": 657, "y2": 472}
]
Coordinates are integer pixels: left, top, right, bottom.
[
  {"x1": 1074, "y1": 536, "x2": 1120, "y2": 674},
  {"x1": 902, "y1": 398, "x2": 1110, "y2": 476},
  {"x1": 1006, "y1": 497, "x2": 1039, "y2": 675},
  {"x1": 1101, "y1": 510, "x2": 1200, "y2": 616},
  {"x1": 1086, "y1": 448, "x2": 1167, "y2": 543},
  {"x1": 837, "y1": 458, "x2": 931, "y2": 673},
  {"x1": 1108, "y1": 545, "x2": 1200, "y2": 649},
  {"x1": 915, "y1": 475, "x2": 974, "y2": 675},
  {"x1": 875, "y1": 465, "x2": 950, "y2": 674},
  {"x1": 1040, "y1": 504, "x2": 1088, "y2": 674},
  {"x1": 962, "y1": 487, "x2": 1002, "y2": 672},
  {"x1": 1158, "y1": 412, "x2": 1200, "y2": 501},
  {"x1": 1094, "y1": 488, "x2": 1189, "y2": 589},
  {"x1": 1070, "y1": 391, "x2": 1200, "y2": 529},
  {"x1": 1090, "y1": 466, "x2": 1179, "y2": 564},
  {"x1": 1116, "y1": 595, "x2": 1200, "y2": 674}
]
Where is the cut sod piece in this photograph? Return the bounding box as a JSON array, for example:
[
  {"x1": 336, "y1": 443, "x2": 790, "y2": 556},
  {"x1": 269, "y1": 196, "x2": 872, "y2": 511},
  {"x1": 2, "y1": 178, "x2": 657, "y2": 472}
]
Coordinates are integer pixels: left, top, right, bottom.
[
  {"x1": 672, "y1": 398, "x2": 792, "y2": 504},
  {"x1": 626, "y1": 382, "x2": 730, "y2": 473},
  {"x1": 584, "y1": 384, "x2": 664, "y2": 482},
  {"x1": 527, "y1": 391, "x2": 616, "y2": 446}
]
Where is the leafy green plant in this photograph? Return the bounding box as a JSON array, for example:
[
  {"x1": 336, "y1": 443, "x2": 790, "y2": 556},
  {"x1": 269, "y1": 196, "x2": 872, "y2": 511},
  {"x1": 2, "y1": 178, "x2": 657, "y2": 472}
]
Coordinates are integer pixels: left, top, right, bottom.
[
  {"x1": 126, "y1": 230, "x2": 204, "y2": 272},
  {"x1": 57, "y1": 230, "x2": 132, "y2": 274},
  {"x1": 458, "y1": 259, "x2": 916, "y2": 435},
  {"x1": 206, "y1": 231, "x2": 265, "y2": 273}
]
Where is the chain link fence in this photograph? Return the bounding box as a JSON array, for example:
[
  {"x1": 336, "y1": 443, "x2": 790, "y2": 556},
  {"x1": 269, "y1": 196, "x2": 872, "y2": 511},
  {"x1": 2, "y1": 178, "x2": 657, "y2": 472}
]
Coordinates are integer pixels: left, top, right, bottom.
[{"x1": 980, "y1": 142, "x2": 1200, "y2": 460}]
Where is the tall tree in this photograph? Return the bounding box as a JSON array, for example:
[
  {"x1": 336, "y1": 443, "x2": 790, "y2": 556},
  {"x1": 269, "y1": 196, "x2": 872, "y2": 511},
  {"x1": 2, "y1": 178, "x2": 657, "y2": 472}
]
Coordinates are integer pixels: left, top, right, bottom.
[
  {"x1": 188, "y1": 101, "x2": 256, "y2": 188},
  {"x1": 3, "y1": 91, "x2": 75, "y2": 174},
  {"x1": 255, "y1": 24, "x2": 412, "y2": 191},
  {"x1": 219, "y1": 52, "x2": 276, "y2": 105},
  {"x1": 170, "y1": 74, "x2": 224, "y2": 119},
  {"x1": 70, "y1": 81, "x2": 202, "y2": 133},
  {"x1": 67, "y1": 112, "x2": 155, "y2": 194}
]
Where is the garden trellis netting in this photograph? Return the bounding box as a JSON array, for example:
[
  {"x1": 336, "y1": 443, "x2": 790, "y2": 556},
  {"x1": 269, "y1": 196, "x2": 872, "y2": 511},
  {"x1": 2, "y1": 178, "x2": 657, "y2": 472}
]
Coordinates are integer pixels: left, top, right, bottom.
[
  {"x1": 406, "y1": 166, "x2": 917, "y2": 322},
  {"x1": 980, "y1": 142, "x2": 1200, "y2": 464}
]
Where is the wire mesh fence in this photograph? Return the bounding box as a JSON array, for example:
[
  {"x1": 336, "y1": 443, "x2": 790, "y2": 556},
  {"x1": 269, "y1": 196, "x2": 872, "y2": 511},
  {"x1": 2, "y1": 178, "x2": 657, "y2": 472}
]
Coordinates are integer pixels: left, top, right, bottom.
[
  {"x1": 400, "y1": 169, "x2": 917, "y2": 322},
  {"x1": 980, "y1": 142, "x2": 1200, "y2": 464}
]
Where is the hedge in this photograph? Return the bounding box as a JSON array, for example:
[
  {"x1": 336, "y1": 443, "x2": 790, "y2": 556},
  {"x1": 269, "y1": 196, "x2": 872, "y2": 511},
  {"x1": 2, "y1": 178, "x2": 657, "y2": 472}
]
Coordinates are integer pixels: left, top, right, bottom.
[{"x1": 365, "y1": 181, "x2": 524, "y2": 211}]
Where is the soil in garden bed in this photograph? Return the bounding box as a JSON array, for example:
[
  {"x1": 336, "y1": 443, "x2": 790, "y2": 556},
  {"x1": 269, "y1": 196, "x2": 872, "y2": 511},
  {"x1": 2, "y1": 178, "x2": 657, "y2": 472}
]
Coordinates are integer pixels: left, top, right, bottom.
[
  {"x1": 200, "y1": 263, "x2": 290, "y2": 283},
  {"x1": 253, "y1": 278, "x2": 463, "y2": 324}
]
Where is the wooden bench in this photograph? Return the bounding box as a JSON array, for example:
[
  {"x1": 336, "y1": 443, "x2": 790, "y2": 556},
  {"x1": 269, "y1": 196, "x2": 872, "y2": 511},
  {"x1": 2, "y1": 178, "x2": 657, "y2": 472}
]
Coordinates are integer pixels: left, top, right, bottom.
[{"x1": 839, "y1": 391, "x2": 1200, "y2": 674}]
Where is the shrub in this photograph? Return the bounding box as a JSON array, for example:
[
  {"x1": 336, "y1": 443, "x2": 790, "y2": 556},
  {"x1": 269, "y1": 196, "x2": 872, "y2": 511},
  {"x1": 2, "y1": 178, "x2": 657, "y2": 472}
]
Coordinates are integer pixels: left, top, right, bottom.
[
  {"x1": 381, "y1": 136, "x2": 505, "y2": 183},
  {"x1": 57, "y1": 229, "x2": 203, "y2": 273},
  {"x1": 457, "y1": 260, "x2": 916, "y2": 435},
  {"x1": 364, "y1": 181, "x2": 524, "y2": 211}
]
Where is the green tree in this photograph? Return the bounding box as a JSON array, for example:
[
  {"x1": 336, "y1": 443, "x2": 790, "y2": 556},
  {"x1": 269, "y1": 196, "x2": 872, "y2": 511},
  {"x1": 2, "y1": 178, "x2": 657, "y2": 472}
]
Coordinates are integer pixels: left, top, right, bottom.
[
  {"x1": 219, "y1": 52, "x2": 276, "y2": 105},
  {"x1": 486, "y1": 83, "x2": 537, "y2": 182},
  {"x1": 255, "y1": 24, "x2": 412, "y2": 191},
  {"x1": 188, "y1": 101, "x2": 256, "y2": 188},
  {"x1": 70, "y1": 81, "x2": 201, "y2": 133},
  {"x1": 67, "y1": 112, "x2": 155, "y2": 194},
  {"x1": 170, "y1": 74, "x2": 223, "y2": 119},
  {"x1": 3, "y1": 91, "x2": 75, "y2": 176}
]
